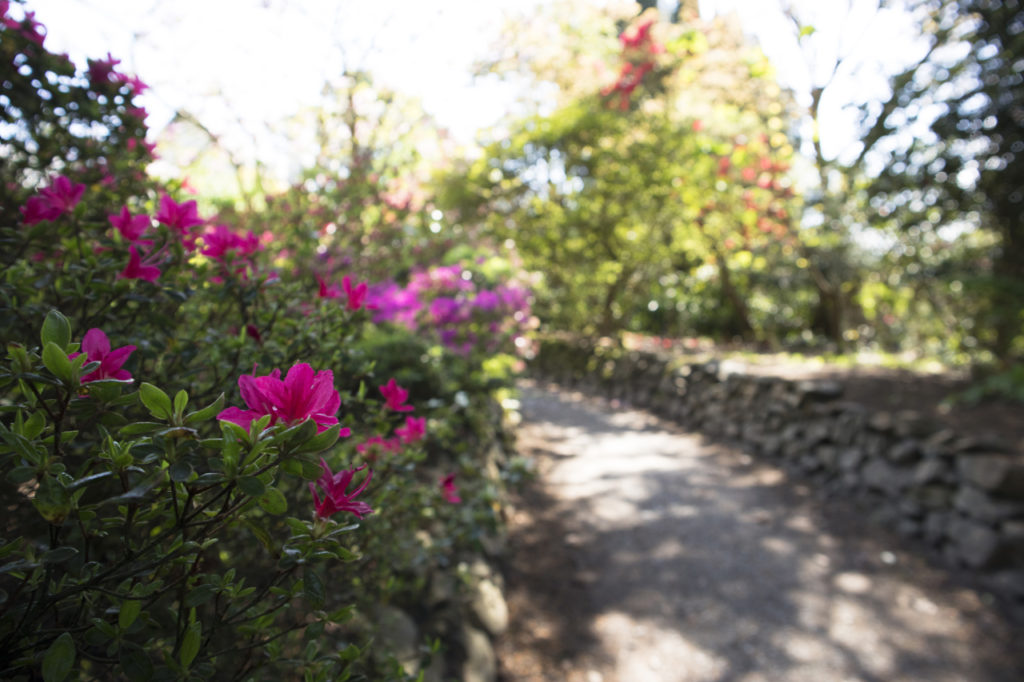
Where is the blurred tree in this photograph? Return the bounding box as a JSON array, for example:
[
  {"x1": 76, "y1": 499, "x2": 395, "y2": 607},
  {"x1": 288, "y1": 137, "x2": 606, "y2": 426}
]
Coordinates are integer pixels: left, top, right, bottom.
[
  {"x1": 863, "y1": 0, "x2": 1024, "y2": 362},
  {"x1": 444, "y1": 9, "x2": 807, "y2": 341}
]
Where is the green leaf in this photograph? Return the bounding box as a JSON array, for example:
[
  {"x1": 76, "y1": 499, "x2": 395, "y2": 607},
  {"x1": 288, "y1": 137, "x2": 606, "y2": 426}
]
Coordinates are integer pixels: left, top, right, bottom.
[
  {"x1": 41, "y1": 342, "x2": 74, "y2": 385},
  {"x1": 184, "y1": 393, "x2": 224, "y2": 425},
  {"x1": 293, "y1": 423, "x2": 340, "y2": 454},
  {"x1": 67, "y1": 471, "x2": 114, "y2": 491},
  {"x1": 6, "y1": 466, "x2": 35, "y2": 484},
  {"x1": 183, "y1": 584, "x2": 218, "y2": 608},
  {"x1": 138, "y1": 383, "x2": 173, "y2": 420},
  {"x1": 119, "y1": 599, "x2": 142, "y2": 630},
  {"x1": 243, "y1": 519, "x2": 276, "y2": 551},
  {"x1": 32, "y1": 476, "x2": 71, "y2": 524},
  {"x1": 258, "y1": 487, "x2": 288, "y2": 515},
  {"x1": 304, "y1": 569, "x2": 325, "y2": 608},
  {"x1": 169, "y1": 460, "x2": 193, "y2": 483},
  {"x1": 179, "y1": 620, "x2": 201, "y2": 669},
  {"x1": 119, "y1": 422, "x2": 166, "y2": 436},
  {"x1": 119, "y1": 643, "x2": 153, "y2": 681},
  {"x1": 237, "y1": 476, "x2": 265, "y2": 497},
  {"x1": 173, "y1": 389, "x2": 188, "y2": 417},
  {"x1": 42, "y1": 632, "x2": 75, "y2": 682},
  {"x1": 42, "y1": 547, "x2": 78, "y2": 564},
  {"x1": 40, "y1": 310, "x2": 72, "y2": 350},
  {"x1": 23, "y1": 411, "x2": 46, "y2": 440}
]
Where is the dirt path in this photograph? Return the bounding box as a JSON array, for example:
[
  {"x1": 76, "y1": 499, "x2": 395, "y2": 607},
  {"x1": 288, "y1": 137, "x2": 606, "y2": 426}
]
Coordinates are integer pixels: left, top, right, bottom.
[{"x1": 497, "y1": 380, "x2": 1024, "y2": 682}]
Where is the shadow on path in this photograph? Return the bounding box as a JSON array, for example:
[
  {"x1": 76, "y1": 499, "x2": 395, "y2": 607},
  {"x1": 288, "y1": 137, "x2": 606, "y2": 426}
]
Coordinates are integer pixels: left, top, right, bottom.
[{"x1": 497, "y1": 380, "x2": 1024, "y2": 682}]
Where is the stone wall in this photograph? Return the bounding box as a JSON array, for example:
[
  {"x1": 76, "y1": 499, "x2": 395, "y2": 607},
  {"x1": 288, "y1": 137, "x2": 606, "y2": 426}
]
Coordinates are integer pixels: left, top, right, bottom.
[{"x1": 531, "y1": 337, "x2": 1024, "y2": 599}]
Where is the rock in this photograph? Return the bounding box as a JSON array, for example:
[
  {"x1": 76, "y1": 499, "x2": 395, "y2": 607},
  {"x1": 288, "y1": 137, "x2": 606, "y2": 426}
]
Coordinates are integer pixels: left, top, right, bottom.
[
  {"x1": 838, "y1": 447, "x2": 865, "y2": 472},
  {"x1": 804, "y1": 421, "x2": 832, "y2": 446},
  {"x1": 909, "y1": 484, "x2": 954, "y2": 509},
  {"x1": 922, "y1": 429, "x2": 958, "y2": 457},
  {"x1": 924, "y1": 512, "x2": 950, "y2": 545},
  {"x1": 957, "y1": 454, "x2": 1024, "y2": 496},
  {"x1": 796, "y1": 379, "x2": 844, "y2": 402},
  {"x1": 818, "y1": 445, "x2": 840, "y2": 470},
  {"x1": 470, "y1": 576, "x2": 509, "y2": 636},
  {"x1": 862, "y1": 459, "x2": 911, "y2": 497},
  {"x1": 998, "y1": 520, "x2": 1024, "y2": 567},
  {"x1": 913, "y1": 459, "x2": 949, "y2": 485},
  {"x1": 372, "y1": 605, "x2": 421, "y2": 677},
  {"x1": 888, "y1": 439, "x2": 921, "y2": 464},
  {"x1": 952, "y1": 435, "x2": 1013, "y2": 454},
  {"x1": 954, "y1": 485, "x2": 1024, "y2": 523},
  {"x1": 893, "y1": 410, "x2": 932, "y2": 438},
  {"x1": 988, "y1": 570, "x2": 1024, "y2": 598},
  {"x1": 461, "y1": 624, "x2": 497, "y2": 682},
  {"x1": 948, "y1": 516, "x2": 1001, "y2": 569},
  {"x1": 898, "y1": 519, "x2": 922, "y2": 538},
  {"x1": 868, "y1": 411, "x2": 894, "y2": 432}
]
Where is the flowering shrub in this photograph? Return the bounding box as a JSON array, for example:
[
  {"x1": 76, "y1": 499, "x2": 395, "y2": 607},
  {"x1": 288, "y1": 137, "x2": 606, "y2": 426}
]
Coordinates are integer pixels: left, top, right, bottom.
[
  {"x1": 368, "y1": 261, "x2": 534, "y2": 357},
  {"x1": 0, "y1": 4, "x2": 527, "y2": 679}
]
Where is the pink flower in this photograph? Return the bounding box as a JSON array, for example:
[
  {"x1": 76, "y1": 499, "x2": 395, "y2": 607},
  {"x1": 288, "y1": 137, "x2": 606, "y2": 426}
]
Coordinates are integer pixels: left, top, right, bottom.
[
  {"x1": 356, "y1": 435, "x2": 402, "y2": 462},
  {"x1": 109, "y1": 205, "x2": 150, "y2": 242},
  {"x1": 118, "y1": 245, "x2": 160, "y2": 282},
  {"x1": 69, "y1": 329, "x2": 136, "y2": 383},
  {"x1": 200, "y1": 224, "x2": 260, "y2": 263},
  {"x1": 309, "y1": 459, "x2": 374, "y2": 519},
  {"x1": 87, "y1": 52, "x2": 121, "y2": 84},
  {"x1": 20, "y1": 175, "x2": 85, "y2": 224},
  {"x1": 378, "y1": 377, "x2": 414, "y2": 412},
  {"x1": 316, "y1": 274, "x2": 342, "y2": 300},
  {"x1": 156, "y1": 193, "x2": 203, "y2": 238},
  {"x1": 115, "y1": 72, "x2": 149, "y2": 94},
  {"x1": 342, "y1": 275, "x2": 369, "y2": 311},
  {"x1": 439, "y1": 473, "x2": 461, "y2": 504},
  {"x1": 218, "y1": 363, "x2": 346, "y2": 434},
  {"x1": 394, "y1": 416, "x2": 426, "y2": 444},
  {"x1": 8, "y1": 10, "x2": 46, "y2": 45}
]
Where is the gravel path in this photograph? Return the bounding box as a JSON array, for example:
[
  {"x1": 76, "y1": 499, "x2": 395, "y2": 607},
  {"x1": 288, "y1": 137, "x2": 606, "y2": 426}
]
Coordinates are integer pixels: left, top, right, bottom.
[{"x1": 497, "y1": 380, "x2": 1024, "y2": 682}]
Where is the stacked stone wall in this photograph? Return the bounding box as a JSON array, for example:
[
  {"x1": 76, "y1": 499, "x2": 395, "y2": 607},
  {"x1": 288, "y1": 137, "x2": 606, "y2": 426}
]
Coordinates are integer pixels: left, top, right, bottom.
[{"x1": 531, "y1": 338, "x2": 1024, "y2": 598}]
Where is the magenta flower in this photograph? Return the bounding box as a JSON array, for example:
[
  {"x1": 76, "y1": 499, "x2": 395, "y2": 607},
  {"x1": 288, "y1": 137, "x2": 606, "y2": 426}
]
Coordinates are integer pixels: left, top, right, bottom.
[
  {"x1": 20, "y1": 175, "x2": 85, "y2": 224},
  {"x1": 118, "y1": 246, "x2": 160, "y2": 282},
  {"x1": 156, "y1": 193, "x2": 203, "y2": 236},
  {"x1": 394, "y1": 416, "x2": 426, "y2": 444},
  {"x1": 69, "y1": 329, "x2": 136, "y2": 383},
  {"x1": 378, "y1": 377, "x2": 414, "y2": 412},
  {"x1": 217, "y1": 363, "x2": 346, "y2": 434},
  {"x1": 439, "y1": 473, "x2": 461, "y2": 504},
  {"x1": 342, "y1": 275, "x2": 369, "y2": 311},
  {"x1": 87, "y1": 52, "x2": 121, "y2": 84},
  {"x1": 20, "y1": 196, "x2": 60, "y2": 225},
  {"x1": 200, "y1": 224, "x2": 260, "y2": 263},
  {"x1": 316, "y1": 274, "x2": 342, "y2": 300},
  {"x1": 7, "y1": 10, "x2": 45, "y2": 45},
  {"x1": 109, "y1": 205, "x2": 150, "y2": 242},
  {"x1": 115, "y1": 72, "x2": 149, "y2": 94},
  {"x1": 356, "y1": 435, "x2": 402, "y2": 461},
  {"x1": 309, "y1": 459, "x2": 374, "y2": 519}
]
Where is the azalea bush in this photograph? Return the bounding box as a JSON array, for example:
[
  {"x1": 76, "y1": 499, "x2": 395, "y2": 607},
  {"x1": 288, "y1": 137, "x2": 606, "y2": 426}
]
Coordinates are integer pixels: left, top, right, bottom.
[{"x1": 1, "y1": 4, "x2": 526, "y2": 680}]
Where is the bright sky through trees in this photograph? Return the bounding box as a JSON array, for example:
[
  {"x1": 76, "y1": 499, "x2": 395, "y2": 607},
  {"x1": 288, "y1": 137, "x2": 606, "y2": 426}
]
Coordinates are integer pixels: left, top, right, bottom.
[{"x1": 27, "y1": 0, "x2": 922, "y2": 176}]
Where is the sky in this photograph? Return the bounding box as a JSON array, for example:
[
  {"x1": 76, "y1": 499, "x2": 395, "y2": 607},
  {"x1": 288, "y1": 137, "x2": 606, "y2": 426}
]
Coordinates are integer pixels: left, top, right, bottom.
[{"x1": 22, "y1": 0, "x2": 927, "y2": 181}]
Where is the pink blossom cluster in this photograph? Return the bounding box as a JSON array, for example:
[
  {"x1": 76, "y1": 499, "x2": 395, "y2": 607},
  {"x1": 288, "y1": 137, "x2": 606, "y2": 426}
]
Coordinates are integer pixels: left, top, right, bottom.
[
  {"x1": 68, "y1": 328, "x2": 136, "y2": 384},
  {"x1": 1, "y1": 1, "x2": 46, "y2": 46},
  {"x1": 85, "y1": 51, "x2": 148, "y2": 94},
  {"x1": 20, "y1": 176, "x2": 85, "y2": 225},
  {"x1": 316, "y1": 274, "x2": 371, "y2": 311},
  {"x1": 366, "y1": 264, "x2": 531, "y2": 356},
  {"x1": 601, "y1": 19, "x2": 664, "y2": 110}
]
